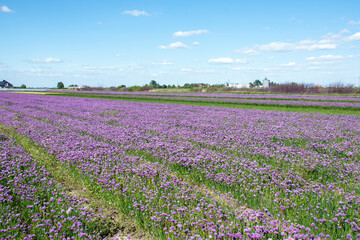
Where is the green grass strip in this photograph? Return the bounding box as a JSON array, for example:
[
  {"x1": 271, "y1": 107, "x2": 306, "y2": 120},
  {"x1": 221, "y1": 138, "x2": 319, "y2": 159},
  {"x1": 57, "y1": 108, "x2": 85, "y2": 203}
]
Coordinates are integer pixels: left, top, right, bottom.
[{"x1": 85, "y1": 93, "x2": 360, "y2": 103}]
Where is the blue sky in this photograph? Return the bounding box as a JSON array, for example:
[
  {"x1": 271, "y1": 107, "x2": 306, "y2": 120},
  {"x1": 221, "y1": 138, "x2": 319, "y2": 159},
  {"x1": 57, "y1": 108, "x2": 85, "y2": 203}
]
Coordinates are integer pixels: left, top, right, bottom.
[{"x1": 1, "y1": 0, "x2": 360, "y2": 88}]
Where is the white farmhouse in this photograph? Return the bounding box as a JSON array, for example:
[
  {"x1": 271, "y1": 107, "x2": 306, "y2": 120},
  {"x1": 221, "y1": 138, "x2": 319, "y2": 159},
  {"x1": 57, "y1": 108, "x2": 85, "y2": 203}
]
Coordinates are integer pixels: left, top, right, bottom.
[{"x1": 225, "y1": 82, "x2": 250, "y2": 88}]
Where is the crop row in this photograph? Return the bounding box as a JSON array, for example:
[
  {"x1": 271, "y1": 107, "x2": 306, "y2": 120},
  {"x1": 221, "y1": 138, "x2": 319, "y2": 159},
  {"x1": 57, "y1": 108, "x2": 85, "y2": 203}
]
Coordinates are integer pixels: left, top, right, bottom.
[{"x1": 0, "y1": 136, "x2": 104, "y2": 239}]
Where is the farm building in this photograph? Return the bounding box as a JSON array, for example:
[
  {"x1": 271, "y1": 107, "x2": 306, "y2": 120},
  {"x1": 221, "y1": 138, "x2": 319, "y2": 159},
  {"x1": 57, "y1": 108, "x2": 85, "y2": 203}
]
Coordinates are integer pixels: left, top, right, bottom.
[
  {"x1": 0, "y1": 80, "x2": 13, "y2": 89},
  {"x1": 225, "y1": 82, "x2": 250, "y2": 88},
  {"x1": 263, "y1": 78, "x2": 270, "y2": 88}
]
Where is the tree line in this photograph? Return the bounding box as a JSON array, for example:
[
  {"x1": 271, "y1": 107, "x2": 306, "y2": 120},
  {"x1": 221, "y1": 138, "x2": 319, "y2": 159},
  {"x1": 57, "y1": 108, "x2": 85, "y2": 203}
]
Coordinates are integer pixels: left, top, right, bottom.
[{"x1": 55, "y1": 80, "x2": 359, "y2": 94}]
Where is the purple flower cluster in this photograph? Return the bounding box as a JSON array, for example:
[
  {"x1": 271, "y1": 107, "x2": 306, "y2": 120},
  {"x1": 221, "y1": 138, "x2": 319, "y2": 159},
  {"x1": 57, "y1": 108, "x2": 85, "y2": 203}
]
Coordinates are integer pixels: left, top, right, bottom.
[
  {"x1": 1, "y1": 92, "x2": 360, "y2": 239},
  {"x1": 0, "y1": 137, "x2": 102, "y2": 239}
]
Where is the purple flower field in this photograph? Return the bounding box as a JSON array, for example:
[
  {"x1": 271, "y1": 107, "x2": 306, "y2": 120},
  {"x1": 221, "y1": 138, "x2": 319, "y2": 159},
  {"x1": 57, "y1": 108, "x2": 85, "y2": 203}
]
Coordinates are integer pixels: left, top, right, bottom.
[
  {"x1": 99, "y1": 94, "x2": 360, "y2": 108},
  {"x1": 0, "y1": 92, "x2": 360, "y2": 239},
  {"x1": 54, "y1": 91, "x2": 360, "y2": 102},
  {"x1": 52, "y1": 91, "x2": 360, "y2": 109}
]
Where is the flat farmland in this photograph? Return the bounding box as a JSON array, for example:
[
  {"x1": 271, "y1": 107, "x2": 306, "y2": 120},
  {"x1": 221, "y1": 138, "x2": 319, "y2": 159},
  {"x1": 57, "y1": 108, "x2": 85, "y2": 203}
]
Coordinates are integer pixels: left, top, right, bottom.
[{"x1": 0, "y1": 92, "x2": 360, "y2": 239}]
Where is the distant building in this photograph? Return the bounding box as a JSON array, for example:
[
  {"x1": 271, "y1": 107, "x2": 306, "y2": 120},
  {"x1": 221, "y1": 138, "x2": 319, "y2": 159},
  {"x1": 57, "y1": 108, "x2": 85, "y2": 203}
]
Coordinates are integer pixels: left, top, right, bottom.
[
  {"x1": 226, "y1": 82, "x2": 250, "y2": 88},
  {"x1": 68, "y1": 86, "x2": 80, "y2": 90},
  {"x1": 0, "y1": 80, "x2": 13, "y2": 89},
  {"x1": 263, "y1": 78, "x2": 270, "y2": 88},
  {"x1": 315, "y1": 85, "x2": 322, "y2": 88}
]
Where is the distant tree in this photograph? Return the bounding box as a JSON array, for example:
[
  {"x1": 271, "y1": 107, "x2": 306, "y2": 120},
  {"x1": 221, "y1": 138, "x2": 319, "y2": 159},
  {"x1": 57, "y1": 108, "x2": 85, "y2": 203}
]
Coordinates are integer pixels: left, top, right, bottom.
[
  {"x1": 211, "y1": 84, "x2": 225, "y2": 87},
  {"x1": 269, "y1": 81, "x2": 277, "y2": 86},
  {"x1": 254, "y1": 79, "x2": 262, "y2": 87},
  {"x1": 183, "y1": 83, "x2": 197, "y2": 88},
  {"x1": 249, "y1": 79, "x2": 263, "y2": 88},
  {"x1": 118, "y1": 85, "x2": 126, "y2": 88},
  {"x1": 140, "y1": 86, "x2": 153, "y2": 91},
  {"x1": 126, "y1": 86, "x2": 142, "y2": 92},
  {"x1": 68, "y1": 84, "x2": 78, "y2": 87},
  {"x1": 57, "y1": 82, "x2": 65, "y2": 89},
  {"x1": 150, "y1": 80, "x2": 158, "y2": 88},
  {"x1": 20, "y1": 84, "x2": 26, "y2": 88}
]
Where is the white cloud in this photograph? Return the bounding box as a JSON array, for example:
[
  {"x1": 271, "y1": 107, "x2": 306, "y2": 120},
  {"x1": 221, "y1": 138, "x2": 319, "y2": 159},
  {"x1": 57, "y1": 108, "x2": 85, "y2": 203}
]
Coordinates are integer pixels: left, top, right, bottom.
[
  {"x1": 231, "y1": 66, "x2": 257, "y2": 71},
  {"x1": 153, "y1": 60, "x2": 173, "y2": 65},
  {"x1": 28, "y1": 68, "x2": 43, "y2": 73},
  {"x1": 41, "y1": 73, "x2": 64, "y2": 77},
  {"x1": 348, "y1": 20, "x2": 360, "y2": 25},
  {"x1": 82, "y1": 66, "x2": 117, "y2": 71},
  {"x1": 238, "y1": 29, "x2": 351, "y2": 55},
  {"x1": 347, "y1": 32, "x2": 360, "y2": 41},
  {"x1": 173, "y1": 29, "x2": 208, "y2": 38},
  {"x1": 23, "y1": 68, "x2": 64, "y2": 77},
  {"x1": 305, "y1": 55, "x2": 357, "y2": 65},
  {"x1": 235, "y1": 48, "x2": 260, "y2": 55},
  {"x1": 208, "y1": 57, "x2": 247, "y2": 64},
  {"x1": 122, "y1": 10, "x2": 149, "y2": 16},
  {"x1": 231, "y1": 66, "x2": 281, "y2": 72},
  {"x1": 308, "y1": 61, "x2": 339, "y2": 65},
  {"x1": 256, "y1": 42, "x2": 293, "y2": 52},
  {"x1": 181, "y1": 68, "x2": 214, "y2": 73},
  {"x1": 280, "y1": 62, "x2": 296, "y2": 67},
  {"x1": 159, "y1": 60, "x2": 173, "y2": 65},
  {"x1": 1, "y1": 5, "x2": 14, "y2": 13},
  {"x1": 208, "y1": 57, "x2": 234, "y2": 64},
  {"x1": 235, "y1": 58, "x2": 248, "y2": 64},
  {"x1": 193, "y1": 41, "x2": 200, "y2": 45},
  {"x1": 28, "y1": 58, "x2": 63, "y2": 64},
  {"x1": 73, "y1": 74, "x2": 87, "y2": 78},
  {"x1": 322, "y1": 29, "x2": 350, "y2": 42},
  {"x1": 256, "y1": 40, "x2": 337, "y2": 52},
  {"x1": 305, "y1": 55, "x2": 345, "y2": 61},
  {"x1": 158, "y1": 42, "x2": 191, "y2": 49},
  {"x1": 256, "y1": 39, "x2": 339, "y2": 52},
  {"x1": 299, "y1": 43, "x2": 337, "y2": 50},
  {"x1": 307, "y1": 66, "x2": 320, "y2": 70}
]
